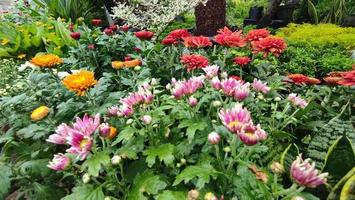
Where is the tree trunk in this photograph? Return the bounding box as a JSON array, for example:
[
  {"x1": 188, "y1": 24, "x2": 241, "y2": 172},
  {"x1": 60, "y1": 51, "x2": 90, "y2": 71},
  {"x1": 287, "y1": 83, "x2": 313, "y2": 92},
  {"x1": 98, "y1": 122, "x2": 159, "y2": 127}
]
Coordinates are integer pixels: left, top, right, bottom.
[{"x1": 194, "y1": 0, "x2": 226, "y2": 36}]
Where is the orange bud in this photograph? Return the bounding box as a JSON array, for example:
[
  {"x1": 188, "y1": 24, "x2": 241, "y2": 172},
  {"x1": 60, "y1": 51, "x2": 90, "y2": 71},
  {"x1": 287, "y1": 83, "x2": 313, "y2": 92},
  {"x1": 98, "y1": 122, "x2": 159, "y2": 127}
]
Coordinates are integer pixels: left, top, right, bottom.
[
  {"x1": 31, "y1": 106, "x2": 50, "y2": 121},
  {"x1": 108, "y1": 127, "x2": 117, "y2": 139},
  {"x1": 112, "y1": 61, "x2": 124, "y2": 69},
  {"x1": 123, "y1": 59, "x2": 141, "y2": 68}
]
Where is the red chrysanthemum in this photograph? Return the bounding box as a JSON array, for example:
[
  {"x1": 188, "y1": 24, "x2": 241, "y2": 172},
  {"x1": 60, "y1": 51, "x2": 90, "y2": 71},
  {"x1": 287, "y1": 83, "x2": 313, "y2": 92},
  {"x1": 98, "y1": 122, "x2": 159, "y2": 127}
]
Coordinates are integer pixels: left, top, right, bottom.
[
  {"x1": 183, "y1": 36, "x2": 212, "y2": 48},
  {"x1": 214, "y1": 27, "x2": 246, "y2": 47},
  {"x1": 252, "y1": 36, "x2": 287, "y2": 57},
  {"x1": 245, "y1": 29, "x2": 270, "y2": 42},
  {"x1": 162, "y1": 37, "x2": 178, "y2": 45},
  {"x1": 162, "y1": 29, "x2": 191, "y2": 45},
  {"x1": 233, "y1": 56, "x2": 251, "y2": 67},
  {"x1": 286, "y1": 74, "x2": 321, "y2": 85},
  {"x1": 180, "y1": 54, "x2": 209, "y2": 72},
  {"x1": 135, "y1": 31, "x2": 154, "y2": 40},
  {"x1": 338, "y1": 70, "x2": 355, "y2": 86},
  {"x1": 91, "y1": 19, "x2": 102, "y2": 26},
  {"x1": 104, "y1": 28, "x2": 113, "y2": 36},
  {"x1": 229, "y1": 75, "x2": 243, "y2": 82}
]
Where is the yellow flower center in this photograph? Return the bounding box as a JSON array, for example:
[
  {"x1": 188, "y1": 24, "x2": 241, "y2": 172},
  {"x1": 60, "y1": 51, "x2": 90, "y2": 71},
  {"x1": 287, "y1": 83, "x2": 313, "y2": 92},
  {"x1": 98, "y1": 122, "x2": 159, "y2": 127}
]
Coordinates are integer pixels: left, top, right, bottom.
[
  {"x1": 80, "y1": 139, "x2": 90, "y2": 149},
  {"x1": 228, "y1": 120, "x2": 239, "y2": 127}
]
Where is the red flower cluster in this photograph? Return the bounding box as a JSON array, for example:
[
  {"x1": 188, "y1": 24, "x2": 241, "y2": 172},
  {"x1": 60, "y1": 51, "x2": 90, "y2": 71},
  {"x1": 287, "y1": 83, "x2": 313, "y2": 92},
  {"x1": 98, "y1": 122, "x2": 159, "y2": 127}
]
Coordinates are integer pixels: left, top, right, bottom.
[
  {"x1": 135, "y1": 31, "x2": 154, "y2": 40},
  {"x1": 91, "y1": 19, "x2": 102, "y2": 26},
  {"x1": 70, "y1": 32, "x2": 80, "y2": 40},
  {"x1": 324, "y1": 70, "x2": 355, "y2": 86},
  {"x1": 180, "y1": 54, "x2": 209, "y2": 72},
  {"x1": 183, "y1": 36, "x2": 212, "y2": 48},
  {"x1": 245, "y1": 29, "x2": 270, "y2": 42},
  {"x1": 214, "y1": 27, "x2": 246, "y2": 47},
  {"x1": 120, "y1": 25, "x2": 129, "y2": 32},
  {"x1": 162, "y1": 29, "x2": 191, "y2": 45},
  {"x1": 109, "y1": 25, "x2": 118, "y2": 31},
  {"x1": 252, "y1": 36, "x2": 287, "y2": 57},
  {"x1": 233, "y1": 56, "x2": 251, "y2": 67},
  {"x1": 286, "y1": 74, "x2": 321, "y2": 85}
]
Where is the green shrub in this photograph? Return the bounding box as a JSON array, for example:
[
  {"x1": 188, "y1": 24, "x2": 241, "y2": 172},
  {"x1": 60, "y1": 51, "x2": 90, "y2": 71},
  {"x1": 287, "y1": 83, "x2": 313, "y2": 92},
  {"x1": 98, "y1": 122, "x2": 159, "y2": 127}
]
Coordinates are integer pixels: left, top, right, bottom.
[{"x1": 277, "y1": 23, "x2": 355, "y2": 49}]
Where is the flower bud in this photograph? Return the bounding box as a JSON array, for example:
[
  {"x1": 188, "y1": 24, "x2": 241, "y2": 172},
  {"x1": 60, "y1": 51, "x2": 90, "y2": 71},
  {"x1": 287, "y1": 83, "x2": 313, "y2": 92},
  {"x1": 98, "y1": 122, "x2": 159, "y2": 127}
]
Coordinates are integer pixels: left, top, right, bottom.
[
  {"x1": 111, "y1": 155, "x2": 122, "y2": 165},
  {"x1": 126, "y1": 119, "x2": 134, "y2": 125},
  {"x1": 223, "y1": 147, "x2": 231, "y2": 153},
  {"x1": 221, "y1": 72, "x2": 228, "y2": 78},
  {"x1": 208, "y1": 132, "x2": 221, "y2": 145},
  {"x1": 211, "y1": 120, "x2": 217, "y2": 124},
  {"x1": 107, "y1": 106, "x2": 119, "y2": 117},
  {"x1": 31, "y1": 106, "x2": 50, "y2": 121},
  {"x1": 70, "y1": 32, "x2": 80, "y2": 40},
  {"x1": 257, "y1": 95, "x2": 264, "y2": 100},
  {"x1": 188, "y1": 96, "x2": 198, "y2": 107},
  {"x1": 153, "y1": 124, "x2": 158, "y2": 128},
  {"x1": 134, "y1": 66, "x2": 141, "y2": 71},
  {"x1": 291, "y1": 196, "x2": 305, "y2": 200},
  {"x1": 166, "y1": 83, "x2": 172, "y2": 90},
  {"x1": 270, "y1": 162, "x2": 284, "y2": 174},
  {"x1": 104, "y1": 28, "x2": 113, "y2": 36},
  {"x1": 204, "y1": 192, "x2": 217, "y2": 200},
  {"x1": 187, "y1": 189, "x2": 199, "y2": 200},
  {"x1": 180, "y1": 158, "x2": 186, "y2": 165},
  {"x1": 274, "y1": 97, "x2": 281, "y2": 102},
  {"x1": 212, "y1": 100, "x2": 222, "y2": 107},
  {"x1": 108, "y1": 127, "x2": 118, "y2": 139},
  {"x1": 142, "y1": 115, "x2": 152, "y2": 125},
  {"x1": 104, "y1": 197, "x2": 111, "y2": 200},
  {"x1": 151, "y1": 78, "x2": 158, "y2": 85},
  {"x1": 99, "y1": 123, "x2": 110, "y2": 137},
  {"x1": 82, "y1": 173, "x2": 90, "y2": 183},
  {"x1": 176, "y1": 163, "x2": 181, "y2": 168}
]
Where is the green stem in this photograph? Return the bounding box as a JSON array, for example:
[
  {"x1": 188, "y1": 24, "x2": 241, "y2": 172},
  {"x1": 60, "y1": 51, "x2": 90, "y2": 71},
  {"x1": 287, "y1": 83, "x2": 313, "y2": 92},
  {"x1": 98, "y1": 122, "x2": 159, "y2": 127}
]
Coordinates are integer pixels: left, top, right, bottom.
[{"x1": 283, "y1": 186, "x2": 305, "y2": 199}]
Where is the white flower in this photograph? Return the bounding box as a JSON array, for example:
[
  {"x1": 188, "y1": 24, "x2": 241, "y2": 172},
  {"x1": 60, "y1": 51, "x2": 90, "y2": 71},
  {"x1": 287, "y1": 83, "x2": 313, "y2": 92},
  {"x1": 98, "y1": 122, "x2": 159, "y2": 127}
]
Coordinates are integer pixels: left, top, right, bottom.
[{"x1": 18, "y1": 61, "x2": 36, "y2": 72}]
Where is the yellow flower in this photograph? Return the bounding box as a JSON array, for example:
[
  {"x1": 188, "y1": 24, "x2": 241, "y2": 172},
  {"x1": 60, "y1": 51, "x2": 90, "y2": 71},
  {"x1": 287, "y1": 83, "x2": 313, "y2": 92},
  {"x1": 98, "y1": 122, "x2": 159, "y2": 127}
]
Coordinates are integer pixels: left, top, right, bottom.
[
  {"x1": 17, "y1": 54, "x2": 26, "y2": 59},
  {"x1": 1, "y1": 38, "x2": 10, "y2": 45},
  {"x1": 30, "y1": 54, "x2": 63, "y2": 68},
  {"x1": 62, "y1": 70, "x2": 97, "y2": 96},
  {"x1": 31, "y1": 106, "x2": 50, "y2": 121}
]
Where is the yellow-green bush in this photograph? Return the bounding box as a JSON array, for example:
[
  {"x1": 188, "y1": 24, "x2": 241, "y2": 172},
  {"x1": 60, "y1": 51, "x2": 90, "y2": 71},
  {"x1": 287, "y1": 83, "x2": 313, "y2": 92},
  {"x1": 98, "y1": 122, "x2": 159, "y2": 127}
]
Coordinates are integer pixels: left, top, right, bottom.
[{"x1": 277, "y1": 23, "x2": 355, "y2": 49}]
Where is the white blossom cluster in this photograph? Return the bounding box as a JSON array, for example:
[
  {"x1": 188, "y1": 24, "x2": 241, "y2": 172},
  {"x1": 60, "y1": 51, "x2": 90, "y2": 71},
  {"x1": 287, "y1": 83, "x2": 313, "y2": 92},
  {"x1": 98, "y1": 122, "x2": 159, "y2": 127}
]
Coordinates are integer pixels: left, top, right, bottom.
[{"x1": 111, "y1": 0, "x2": 207, "y2": 34}]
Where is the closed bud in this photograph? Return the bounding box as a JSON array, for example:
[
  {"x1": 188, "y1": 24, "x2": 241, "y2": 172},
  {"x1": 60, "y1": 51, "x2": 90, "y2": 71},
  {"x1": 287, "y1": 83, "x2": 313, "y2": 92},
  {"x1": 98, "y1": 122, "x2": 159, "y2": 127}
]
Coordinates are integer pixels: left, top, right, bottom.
[
  {"x1": 291, "y1": 196, "x2": 305, "y2": 200},
  {"x1": 166, "y1": 83, "x2": 172, "y2": 90},
  {"x1": 111, "y1": 155, "x2": 122, "y2": 165},
  {"x1": 151, "y1": 78, "x2": 158, "y2": 85},
  {"x1": 104, "y1": 197, "x2": 111, "y2": 200},
  {"x1": 142, "y1": 115, "x2": 152, "y2": 125},
  {"x1": 31, "y1": 106, "x2": 50, "y2": 121},
  {"x1": 270, "y1": 162, "x2": 284, "y2": 174},
  {"x1": 208, "y1": 132, "x2": 221, "y2": 145},
  {"x1": 126, "y1": 119, "x2": 134, "y2": 125},
  {"x1": 176, "y1": 163, "x2": 181, "y2": 168},
  {"x1": 257, "y1": 95, "x2": 264, "y2": 100},
  {"x1": 223, "y1": 147, "x2": 231, "y2": 153},
  {"x1": 204, "y1": 192, "x2": 218, "y2": 200},
  {"x1": 212, "y1": 100, "x2": 222, "y2": 107},
  {"x1": 221, "y1": 72, "x2": 228, "y2": 78},
  {"x1": 180, "y1": 158, "x2": 186, "y2": 165},
  {"x1": 99, "y1": 123, "x2": 110, "y2": 137},
  {"x1": 211, "y1": 120, "x2": 217, "y2": 124},
  {"x1": 187, "y1": 189, "x2": 199, "y2": 200},
  {"x1": 274, "y1": 97, "x2": 281, "y2": 102},
  {"x1": 134, "y1": 66, "x2": 141, "y2": 71},
  {"x1": 188, "y1": 96, "x2": 198, "y2": 107},
  {"x1": 153, "y1": 124, "x2": 158, "y2": 128},
  {"x1": 82, "y1": 173, "x2": 90, "y2": 183}
]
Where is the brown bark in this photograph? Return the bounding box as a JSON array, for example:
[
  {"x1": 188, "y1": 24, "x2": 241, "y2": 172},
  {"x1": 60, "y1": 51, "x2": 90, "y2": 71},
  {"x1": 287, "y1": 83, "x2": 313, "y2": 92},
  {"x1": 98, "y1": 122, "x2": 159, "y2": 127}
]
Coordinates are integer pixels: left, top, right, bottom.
[{"x1": 194, "y1": 0, "x2": 226, "y2": 37}]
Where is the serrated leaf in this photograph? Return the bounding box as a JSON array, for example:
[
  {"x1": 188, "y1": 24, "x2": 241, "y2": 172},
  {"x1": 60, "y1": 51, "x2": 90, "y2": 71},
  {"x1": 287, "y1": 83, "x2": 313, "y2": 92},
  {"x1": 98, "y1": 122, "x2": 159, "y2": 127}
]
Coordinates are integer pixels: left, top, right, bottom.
[
  {"x1": 62, "y1": 185, "x2": 104, "y2": 200},
  {"x1": 112, "y1": 126, "x2": 137, "y2": 145},
  {"x1": 0, "y1": 164, "x2": 12, "y2": 199},
  {"x1": 82, "y1": 151, "x2": 110, "y2": 177},
  {"x1": 178, "y1": 119, "x2": 208, "y2": 143},
  {"x1": 127, "y1": 170, "x2": 167, "y2": 200},
  {"x1": 143, "y1": 143, "x2": 175, "y2": 167},
  {"x1": 17, "y1": 124, "x2": 49, "y2": 139},
  {"x1": 156, "y1": 190, "x2": 186, "y2": 200},
  {"x1": 173, "y1": 163, "x2": 219, "y2": 189}
]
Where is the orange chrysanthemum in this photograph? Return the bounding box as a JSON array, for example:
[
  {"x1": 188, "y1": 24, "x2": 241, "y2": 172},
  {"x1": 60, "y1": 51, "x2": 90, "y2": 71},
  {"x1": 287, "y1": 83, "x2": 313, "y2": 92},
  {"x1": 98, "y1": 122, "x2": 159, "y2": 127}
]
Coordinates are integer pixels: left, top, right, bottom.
[
  {"x1": 30, "y1": 54, "x2": 63, "y2": 68},
  {"x1": 62, "y1": 70, "x2": 97, "y2": 96}
]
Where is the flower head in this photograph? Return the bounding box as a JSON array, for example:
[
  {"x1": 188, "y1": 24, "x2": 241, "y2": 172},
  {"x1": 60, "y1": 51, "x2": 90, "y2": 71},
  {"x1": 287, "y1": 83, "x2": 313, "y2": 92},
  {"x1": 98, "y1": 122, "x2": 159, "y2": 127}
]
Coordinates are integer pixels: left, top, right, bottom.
[
  {"x1": 210, "y1": 77, "x2": 222, "y2": 90},
  {"x1": 48, "y1": 153, "x2": 70, "y2": 171},
  {"x1": 214, "y1": 27, "x2": 246, "y2": 47},
  {"x1": 208, "y1": 132, "x2": 221, "y2": 144},
  {"x1": 338, "y1": 70, "x2": 355, "y2": 86},
  {"x1": 181, "y1": 54, "x2": 209, "y2": 72},
  {"x1": 245, "y1": 29, "x2": 270, "y2": 42},
  {"x1": 288, "y1": 93, "x2": 308, "y2": 109},
  {"x1": 291, "y1": 154, "x2": 328, "y2": 188},
  {"x1": 91, "y1": 19, "x2": 102, "y2": 26},
  {"x1": 62, "y1": 70, "x2": 97, "y2": 96},
  {"x1": 219, "y1": 103, "x2": 252, "y2": 134},
  {"x1": 188, "y1": 96, "x2": 198, "y2": 107},
  {"x1": 183, "y1": 36, "x2": 212, "y2": 48},
  {"x1": 162, "y1": 29, "x2": 191, "y2": 45},
  {"x1": 30, "y1": 54, "x2": 63, "y2": 68},
  {"x1": 104, "y1": 28, "x2": 114, "y2": 35},
  {"x1": 31, "y1": 106, "x2": 50, "y2": 121},
  {"x1": 142, "y1": 115, "x2": 152, "y2": 125},
  {"x1": 286, "y1": 74, "x2": 321, "y2": 85},
  {"x1": 233, "y1": 56, "x2": 251, "y2": 67},
  {"x1": 99, "y1": 123, "x2": 110, "y2": 137},
  {"x1": 202, "y1": 65, "x2": 219, "y2": 79},
  {"x1": 252, "y1": 36, "x2": 287, "y2": 57},
  {"x1": 70, "y1": 32, "x2": 81, "y2": 40},
  {"x1": 233, "y1": 83, "x2": 250, "y2": 101},
  {"x1": 72, "y1": 114, "x2": 100, "y2": 136},
  {"x1": 162, "y1": 37, "x2": 178, "y2": 45},
  {"x1": 252, "y1": 79, "x2": 270, "y2": 94},
  {"x1": 107, "y1": 106, "x2": 119, "y2": 116},
  {"x1": 238, "y1": 123, "x2": 267, "y2": 146},
  {"x1": 109, "y1": 24, "x2": 118, "y2": 31},
  {"x1": 135, "y1": 31, "x2": 154, "y2": 40},
  {"x1": 47, "y1": 123, "x2": 70, "y2": 144},
  {"x1": 171, "y1": 76, "x2": 204, "y2": 99}
]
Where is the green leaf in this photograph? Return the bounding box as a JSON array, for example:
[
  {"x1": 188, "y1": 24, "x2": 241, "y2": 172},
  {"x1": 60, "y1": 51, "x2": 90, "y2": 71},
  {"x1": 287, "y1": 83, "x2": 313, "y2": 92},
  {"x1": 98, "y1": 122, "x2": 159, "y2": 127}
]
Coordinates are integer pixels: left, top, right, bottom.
[
  {"x1": 82, "y1": 151, "x2": 110, "y2": 177},
  {"x1": 156, "y1": 190, "x2": 186, "y2": 200},
  {"x1": 178, "y1": 119, "x2": 208, "y2": 143},
  {"x1": 62, "y1": 185, "x2": 104, "y2": 200},
  {"x1": 112, "y1": 126, "x2": 137, "y2": 145},
  {"x1": 340, "y1": 174, "x2": 355, "y2": 200},
  {"x1": 0, "y1": 164, "x2": 12, "y2": 199},
  {"x1": 127, "y1": 170, "x2": 167, "y2": 200},
  {"x1": 17, "y1": 124, "x2": 49, "y2": 139},
  {"x1": 328, "y1": 167, "x2": 355, "y2": 200},
  {"x1": 322, "y1": 136, "x2": 355, "y2": 186},
  {"x1": 143, "y1": 143, "x2": 175, "y2": 167},
  {"x1": 173, "y1": 163, "x2": 219, "y2": 189},
  {"x1": 280, "y1": 143, "x2": 299, "y2": 175}
]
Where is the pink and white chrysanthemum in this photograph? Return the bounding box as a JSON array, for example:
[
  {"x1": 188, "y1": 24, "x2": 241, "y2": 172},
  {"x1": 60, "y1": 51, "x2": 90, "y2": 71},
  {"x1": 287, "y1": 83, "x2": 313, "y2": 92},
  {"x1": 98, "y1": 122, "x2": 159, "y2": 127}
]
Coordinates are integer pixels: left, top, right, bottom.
[
  {"x1": 220, "y1": 78, "x2": 244, "y2": 97},
  {"x1": 71, "y1": 113, "x2": 100, "y2": 136},
  {"x1": 202, "y1": 65, "x2": 220, "y2": 79},
  {"x1": 218, "y1": 103, "x2": 252, "y2": 134},
  {"x1": 171, "y1": 76, "x2": 204, "y2": 99},
  {"x1": 46, "y1": 123, "x2": 70, "y2": 144},
  {"x1": 288, "y1": 93, "x2": 308, "y2": 109},
  {"x1": 66, "y1": 129, "x2": 93, "y2": 160},
  {"x1": 48, "y1": 153, "x2": 71, "y2": 171},
  {"x1": 252, "y1": 79, "x2": 270, "y2": 94},
  {"x1": 233, "y1": 82, "x2": 250, "y2": 101},
  {"x1": 210, "y1": 77, "x2": 222, "y2": 90},
  {"x1": 291, "y1": 154, "x2": 328, "y2": 188},
  {"x1": 238, "y1": 123, "x2": 267, "y2": 146}
]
